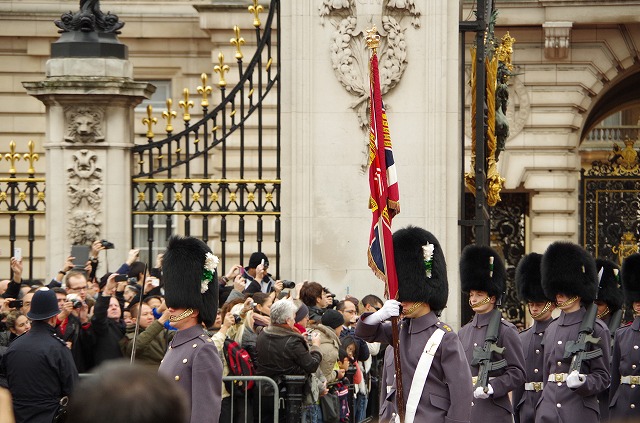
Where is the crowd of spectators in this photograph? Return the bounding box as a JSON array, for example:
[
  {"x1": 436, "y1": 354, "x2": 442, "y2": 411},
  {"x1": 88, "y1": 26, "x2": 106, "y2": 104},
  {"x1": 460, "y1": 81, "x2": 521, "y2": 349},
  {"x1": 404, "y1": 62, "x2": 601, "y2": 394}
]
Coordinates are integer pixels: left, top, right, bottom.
[{"x1": 0, "y1": 245, "x2": 386, "y2": 423}]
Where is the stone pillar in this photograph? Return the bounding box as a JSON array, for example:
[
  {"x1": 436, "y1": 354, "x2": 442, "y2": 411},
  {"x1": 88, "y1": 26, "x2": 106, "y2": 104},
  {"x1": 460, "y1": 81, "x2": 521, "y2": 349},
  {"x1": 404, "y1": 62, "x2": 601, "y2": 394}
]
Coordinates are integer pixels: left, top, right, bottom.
[{"x1": 23, "y1": 2, "x2": 154, "y2": 278}]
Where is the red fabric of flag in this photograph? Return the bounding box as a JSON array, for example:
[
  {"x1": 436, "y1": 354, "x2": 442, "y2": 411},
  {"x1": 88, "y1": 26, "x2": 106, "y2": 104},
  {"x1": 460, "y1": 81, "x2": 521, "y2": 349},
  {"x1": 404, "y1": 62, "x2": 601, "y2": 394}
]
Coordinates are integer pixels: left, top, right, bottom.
[{"x1": 367, "y1": 51, "x2": 400, "y2": 299}]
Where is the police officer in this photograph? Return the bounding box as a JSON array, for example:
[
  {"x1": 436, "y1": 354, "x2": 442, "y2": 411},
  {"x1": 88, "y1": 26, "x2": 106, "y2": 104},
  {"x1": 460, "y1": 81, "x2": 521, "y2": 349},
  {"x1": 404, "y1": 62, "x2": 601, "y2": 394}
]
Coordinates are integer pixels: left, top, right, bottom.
[
  {"x1": 511, "y1": 253, "x2": 555, "y2": 423},
  {"x1": 536, "y1": 242, "x2": 610, "y2": 423},
  {"x1": 458, "y1": 244, "x2": 526, "y2": 423},
  {"x1": 356, "y1": 226, "x2": 473, "y2": 423},
  {"x1": 609, "y1": 253, "x2": 640, "y2": 420},
  {"x1": 1, "y1": 287, "x2": 78, "y2": 423},
  {"x1": 158, "y1": 236, "x2": 223, "y2": 423}
]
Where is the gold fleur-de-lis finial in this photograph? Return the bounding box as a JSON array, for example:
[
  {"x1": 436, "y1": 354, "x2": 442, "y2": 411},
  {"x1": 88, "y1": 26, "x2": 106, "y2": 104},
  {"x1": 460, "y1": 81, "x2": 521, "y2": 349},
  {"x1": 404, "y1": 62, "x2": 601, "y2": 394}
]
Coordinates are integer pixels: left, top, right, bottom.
[
  {"x1": 162, "y1": 99, "x2": 177, "y2": 133},
  {"x1": 4, "y1": 140, "x2": 21, "y2": 175},
  {"x1": 214, "y1": 52, "x2": 230, "y2": 88},
  {"x1": 248, "y1": 0, "x2": 263, "y2": 28},
  {"x1": 142, "y1": 105, "x2": 158, "y2": 139},
  {"x1": 365, "y1": 26, "x2": 380, "y2": 53},
  {"x1": 22, "y1": 140, "x2": 39, "y2": 175},
  {"x1": 231, "y1": 25, "x2": 245, "y2": 60},
  {"x1": 179, "y1": 89, "x2": 194, "y2": 122},
  {"x1": 197, "y1": 73, "x2": 212, "y2": 108}
]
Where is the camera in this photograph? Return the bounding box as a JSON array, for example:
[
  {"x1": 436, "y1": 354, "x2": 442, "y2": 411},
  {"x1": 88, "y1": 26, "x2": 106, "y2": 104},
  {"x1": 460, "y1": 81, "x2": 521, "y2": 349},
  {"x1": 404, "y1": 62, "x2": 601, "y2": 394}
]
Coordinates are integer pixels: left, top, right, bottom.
[
  {"x1": 66, "y1": 294, "x2": 83, "y2": 309},
  {"x1": 115, "y1": 274, "x2": 139, "y2": 285},
  {"x1": 100, "y1": 240, "x2": 115, "y2": 249},
  {"x1": 281, "y1": 280, "x2": 296, "y2": 289},
  {"x1": 323, "y1": 288, "x2": 339, "y2": 309},
  {"x1": 232, "y1": 314, "x2": 242, "y2": 325},
  {"x1": 8, "y1": 299, "x2": 23, "y2": 309}
]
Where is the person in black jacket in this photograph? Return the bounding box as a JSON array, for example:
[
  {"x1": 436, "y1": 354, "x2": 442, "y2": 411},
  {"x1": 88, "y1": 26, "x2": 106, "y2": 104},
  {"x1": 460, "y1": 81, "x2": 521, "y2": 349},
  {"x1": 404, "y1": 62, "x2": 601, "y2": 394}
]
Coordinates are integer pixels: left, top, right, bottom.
[
  {"x1": 91, "y1": 274, "x2": 125, "y2": 367},
  {"x1": 256, "y1": 300, "x2": 323, "y2": 423},
  {"x1": 1, "y1": 288, "x2": 78, "y2": 423}
]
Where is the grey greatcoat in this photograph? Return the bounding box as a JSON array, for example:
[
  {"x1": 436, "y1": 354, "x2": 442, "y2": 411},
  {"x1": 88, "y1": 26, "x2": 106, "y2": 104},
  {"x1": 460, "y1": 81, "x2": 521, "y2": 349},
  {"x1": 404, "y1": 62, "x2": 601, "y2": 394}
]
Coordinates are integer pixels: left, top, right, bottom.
[
  {"x1": 356, "y1": 311, "x2": 473, "y2": 423},
  {"x1": 512, "y1": 318, "x2": 553, "y2": 423},
  {"x1": 458, "y1": 311, "x2": 526, "y2": 423},
  {"x1": 535, "y1": 307, "x2": 610, "y2": 423},
  {"x1": 158, "y1": 324, "x2": 223, "y2": 423},
  {"x1": 609, "y1": 316, "x2": 640, "y2": 420}
]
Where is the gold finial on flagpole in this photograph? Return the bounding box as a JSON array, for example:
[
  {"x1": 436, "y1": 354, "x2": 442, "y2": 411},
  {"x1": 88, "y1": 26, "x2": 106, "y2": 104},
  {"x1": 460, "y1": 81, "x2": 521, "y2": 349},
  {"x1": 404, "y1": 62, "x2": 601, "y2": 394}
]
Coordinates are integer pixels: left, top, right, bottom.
[{"x1": 365, "y1": 26, "x2": 380, "y2": 53}]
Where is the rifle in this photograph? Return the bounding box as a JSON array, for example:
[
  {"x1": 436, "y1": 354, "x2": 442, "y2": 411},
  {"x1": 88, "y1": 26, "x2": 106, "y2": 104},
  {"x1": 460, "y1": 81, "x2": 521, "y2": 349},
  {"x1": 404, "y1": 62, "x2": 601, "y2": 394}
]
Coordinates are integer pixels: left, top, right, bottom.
[
  {"x1": 472, "y1": 308, "x2": 507, "y2": 392},
  {"x1": 563, "y1": 302, "x2": 602, "y2": 373},
  {"x1": 608, "y1": 308, "x2": 623, "y2": 364}
]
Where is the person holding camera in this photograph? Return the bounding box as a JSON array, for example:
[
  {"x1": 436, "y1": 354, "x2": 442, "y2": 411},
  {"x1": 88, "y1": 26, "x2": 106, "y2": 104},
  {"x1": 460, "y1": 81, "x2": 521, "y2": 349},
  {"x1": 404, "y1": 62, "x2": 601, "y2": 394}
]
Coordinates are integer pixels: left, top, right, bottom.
[
  {"x1": 241, "y1": 252, "x2": 285, "y2": 296},
  {"x1": 91, "y1": 274, "x2": 126, "y2": 367},
  {"x1": 300, "y1": 281, "x2": 329, "y2": 324},
  {"x1": 54, "y1": 273, "x2": 94, "y2": 372}
]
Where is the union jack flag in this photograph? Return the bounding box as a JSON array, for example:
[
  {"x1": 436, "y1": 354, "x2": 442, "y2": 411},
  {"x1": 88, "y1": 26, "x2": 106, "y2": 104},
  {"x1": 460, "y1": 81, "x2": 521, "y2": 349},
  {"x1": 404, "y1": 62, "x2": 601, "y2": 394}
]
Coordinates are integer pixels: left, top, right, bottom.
[{"x1": 367, "y1": 51, "x2": 400, "y2": 299}]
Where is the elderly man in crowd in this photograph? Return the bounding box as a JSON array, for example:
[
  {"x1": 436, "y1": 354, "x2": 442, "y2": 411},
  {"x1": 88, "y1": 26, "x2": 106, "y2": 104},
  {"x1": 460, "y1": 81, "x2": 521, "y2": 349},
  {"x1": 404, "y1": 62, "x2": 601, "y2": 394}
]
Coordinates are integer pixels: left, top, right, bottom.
[{"x1": 256, "y1": 300, "x2": 323, "y2": 423}]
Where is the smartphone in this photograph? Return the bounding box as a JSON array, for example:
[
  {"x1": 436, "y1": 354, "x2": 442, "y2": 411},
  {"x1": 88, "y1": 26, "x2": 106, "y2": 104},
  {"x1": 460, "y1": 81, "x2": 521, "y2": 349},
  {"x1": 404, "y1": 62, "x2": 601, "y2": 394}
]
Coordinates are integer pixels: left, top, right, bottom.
[
  {"x1": 149, "y1": 277, "x2": 160, "y2": 287},
  {"x1": 13, "y1": 247, "x2": 22, "y2": 261},
  {"x1": 70, "y1": 245, "x2": 90, "y2": 269},
  {"x1": 114, "y1": 274, "x2": 129, "y2": 282}
]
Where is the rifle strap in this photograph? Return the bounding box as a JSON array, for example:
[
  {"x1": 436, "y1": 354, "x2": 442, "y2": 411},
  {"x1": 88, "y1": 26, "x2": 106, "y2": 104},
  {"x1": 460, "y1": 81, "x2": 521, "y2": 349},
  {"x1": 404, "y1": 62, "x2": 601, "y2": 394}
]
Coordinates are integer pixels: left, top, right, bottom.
[{"x1": 405, "y1": 328, "x2": 446, "y2": 423}]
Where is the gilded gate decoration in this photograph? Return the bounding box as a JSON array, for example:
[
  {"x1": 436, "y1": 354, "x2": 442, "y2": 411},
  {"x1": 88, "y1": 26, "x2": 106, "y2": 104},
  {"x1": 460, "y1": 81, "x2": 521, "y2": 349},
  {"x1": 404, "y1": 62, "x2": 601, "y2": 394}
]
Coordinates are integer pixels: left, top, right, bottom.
[
  {"x1": 581, "y1": 137, "x2": 640, "y2": 265},
  {"x1": 0, "y1": 140, "x2": 45, "y2": 281},
  {"x1": 132, "y1": 0, "x2": 281, "y2": 274},
  {"x1": 462, "y1": 192, "x2": 528, "y2": 327}
]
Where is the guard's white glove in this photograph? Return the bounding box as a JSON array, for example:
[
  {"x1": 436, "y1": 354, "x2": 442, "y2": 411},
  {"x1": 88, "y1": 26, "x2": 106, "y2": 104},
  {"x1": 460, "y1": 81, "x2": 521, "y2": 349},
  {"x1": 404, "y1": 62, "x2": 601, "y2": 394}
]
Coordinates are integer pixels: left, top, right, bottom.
[
  {"x1": 566, "y1": 370, "x2": 586, "y2": 388},
  {"x1": 473, "y1": 384, "x2": 494, "y2": 399},
  {"x1": 367, "y1": 299, "x2": 401, "y2": 324}
]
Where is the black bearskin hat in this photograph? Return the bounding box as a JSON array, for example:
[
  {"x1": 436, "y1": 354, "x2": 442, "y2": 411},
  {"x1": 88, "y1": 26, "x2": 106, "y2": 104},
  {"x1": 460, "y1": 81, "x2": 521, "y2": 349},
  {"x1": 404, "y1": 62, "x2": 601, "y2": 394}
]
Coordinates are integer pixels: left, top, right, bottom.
[
  {"x1": 541, "y1": 242, "x2": 597, "y2": 303},
  {"x1": 459, "y1": 245, "x2": 506, "y2": 298},
  {"x1": 596, "y1": 258, "x2": 623, "y2": 312},
  {"x1": 622, "y1": 253, "x2": 640, "y2": 304},
  {"x1": 162, "y1": 236, "x2": 219, "y2": 327},
  {"x1": 393, "y1": 226, "x2": 449, "y2": 312},
  {"x1": 515, "y1": 253, "x2": 552, "y2": 303}
]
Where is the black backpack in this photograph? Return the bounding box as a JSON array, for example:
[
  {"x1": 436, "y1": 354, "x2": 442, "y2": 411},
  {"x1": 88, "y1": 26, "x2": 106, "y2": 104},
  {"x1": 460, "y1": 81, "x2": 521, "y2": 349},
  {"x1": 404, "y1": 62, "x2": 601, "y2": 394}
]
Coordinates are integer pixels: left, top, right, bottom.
[{"x1": 223, "y1": 337, "x2": 255, "y2": 392}]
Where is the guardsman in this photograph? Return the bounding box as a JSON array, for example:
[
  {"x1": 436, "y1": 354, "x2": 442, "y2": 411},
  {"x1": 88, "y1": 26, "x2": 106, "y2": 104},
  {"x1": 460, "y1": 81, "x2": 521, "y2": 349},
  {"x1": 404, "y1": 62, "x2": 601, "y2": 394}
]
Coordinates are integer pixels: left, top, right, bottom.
[
  {"x1": 511, "y1": 253, "x2": 555, "y2": 423},
  {"x1": 158, "y1": 236, "x2": 223, "y2": 423},
  {"x1": 356, "y1": 226, "x2": 473, "y2": 423},
  {"x1": 594, "y1": 257, "x2": 624, "y2": 421},
  {"x1": 1, "y1": 288, "x2": 78, "y2": 423},
  {"x1": 536, "y1": 242, "x2": 610, "y2": 423},
  {"x1": 458, "y1": 245, "x2": 526, "y2": 423},
  {"x1": 609, "y1": 253, "x2": 640, "y2": 420}
]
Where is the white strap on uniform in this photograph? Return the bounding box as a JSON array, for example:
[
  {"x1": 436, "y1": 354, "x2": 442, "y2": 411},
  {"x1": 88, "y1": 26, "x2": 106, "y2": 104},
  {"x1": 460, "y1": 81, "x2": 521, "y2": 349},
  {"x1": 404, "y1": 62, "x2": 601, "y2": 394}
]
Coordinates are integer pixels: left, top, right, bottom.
[{"x1": 404, "y1": 328, "x2": 446, "y2": 423}]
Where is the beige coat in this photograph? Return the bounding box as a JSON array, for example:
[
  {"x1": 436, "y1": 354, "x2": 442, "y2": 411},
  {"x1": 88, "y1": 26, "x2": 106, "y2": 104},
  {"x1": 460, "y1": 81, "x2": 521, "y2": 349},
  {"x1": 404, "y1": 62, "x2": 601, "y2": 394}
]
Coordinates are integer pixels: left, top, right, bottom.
[{"x1": 309, "y1": 324, "x2": 340, "y2": 383}]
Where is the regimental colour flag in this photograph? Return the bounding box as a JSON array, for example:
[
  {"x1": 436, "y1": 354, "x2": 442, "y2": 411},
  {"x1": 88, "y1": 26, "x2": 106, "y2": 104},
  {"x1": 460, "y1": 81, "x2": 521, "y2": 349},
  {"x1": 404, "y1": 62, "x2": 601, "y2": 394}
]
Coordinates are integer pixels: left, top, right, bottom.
[{"x1": 367, "y1": 50, "x2": 400, "y2": 299}]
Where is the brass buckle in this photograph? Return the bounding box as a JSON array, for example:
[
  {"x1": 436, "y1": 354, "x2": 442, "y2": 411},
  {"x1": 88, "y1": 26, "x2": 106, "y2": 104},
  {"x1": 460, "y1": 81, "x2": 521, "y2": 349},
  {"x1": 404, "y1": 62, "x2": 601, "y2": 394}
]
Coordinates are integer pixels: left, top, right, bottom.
[
  {"x1": 631, "y1": 376, "x2": 640, "y2": 385},
  {"x1": 555, "y1": 374, "x2": 565, "y2": 383},
  {"x1": 532, "y1": 382, "x2": 543, "y2": 392},
  {"x1": 471, "y1": 376, "x2": 478, "y2": 386}
]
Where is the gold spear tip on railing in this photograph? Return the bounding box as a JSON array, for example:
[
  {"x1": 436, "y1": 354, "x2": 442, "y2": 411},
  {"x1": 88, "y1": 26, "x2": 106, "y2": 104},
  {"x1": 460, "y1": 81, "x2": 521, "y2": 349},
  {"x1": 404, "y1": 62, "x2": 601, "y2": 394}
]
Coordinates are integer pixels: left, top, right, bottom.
[
  {"x1": 197, "y1": 73, "x2": 212, "y2": 108},
  {"x1": 365, "y1": 26, "x2": 380, "y2": 52},
  {"x1": 142, "y1": 105, "x2": 158, "y2": 139},
  {"x1": 248, "y1": 0, "x2": 264, "y2": 28},
  {"x1": 231, "y1": 25, "x2": 245, "y2": 60}
]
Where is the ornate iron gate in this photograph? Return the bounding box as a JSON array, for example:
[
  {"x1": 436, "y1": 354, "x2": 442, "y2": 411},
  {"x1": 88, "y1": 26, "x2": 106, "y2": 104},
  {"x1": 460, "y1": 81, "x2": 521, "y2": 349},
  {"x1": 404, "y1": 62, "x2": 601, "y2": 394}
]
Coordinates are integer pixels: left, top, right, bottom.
[
  {"x1": 581, "y1": 139, "x2": 640, "y2": 264},
  {"x1": 132, "y1": 0, "x2": 281, "y2": 275},
  {"x1": 462, "y1": 192, "x2": 528, "y2": 327}
]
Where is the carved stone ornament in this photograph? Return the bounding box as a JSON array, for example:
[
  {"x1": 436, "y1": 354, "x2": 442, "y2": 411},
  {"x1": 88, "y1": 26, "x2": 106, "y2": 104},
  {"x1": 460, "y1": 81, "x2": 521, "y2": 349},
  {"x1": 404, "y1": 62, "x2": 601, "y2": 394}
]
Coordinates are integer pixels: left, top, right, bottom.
[
  {"x1": 64, "y1": 106, "x2": 105, "y2": 144},
  {"x1": 319, "y1": 0, "x2": 421, "y2": 129},
  {"x1": 67, "y1": 149, "x2": 103, "y2": 245},
  {"x1": 55, "y1": 0, "x2": 124, "y2": 34}
]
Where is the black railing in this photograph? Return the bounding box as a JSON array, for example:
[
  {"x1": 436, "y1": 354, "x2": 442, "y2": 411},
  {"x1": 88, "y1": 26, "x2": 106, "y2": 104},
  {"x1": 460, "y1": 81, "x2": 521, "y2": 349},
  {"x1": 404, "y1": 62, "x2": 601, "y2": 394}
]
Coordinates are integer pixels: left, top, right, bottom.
[
  {"x1": 131, "y1": 0, "x2": 280, "y2": 274},
  {"x1": 0, "y1": 141, "x2": 45, "y2": 282}
]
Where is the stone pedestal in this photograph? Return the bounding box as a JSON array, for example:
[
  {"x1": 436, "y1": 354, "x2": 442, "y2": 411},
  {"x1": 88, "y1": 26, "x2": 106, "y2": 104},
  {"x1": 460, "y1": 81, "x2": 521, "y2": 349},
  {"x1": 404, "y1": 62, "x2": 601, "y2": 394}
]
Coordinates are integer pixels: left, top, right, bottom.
[{"x1": 23, "y1": 58, "x2": 154, "y2": 278}]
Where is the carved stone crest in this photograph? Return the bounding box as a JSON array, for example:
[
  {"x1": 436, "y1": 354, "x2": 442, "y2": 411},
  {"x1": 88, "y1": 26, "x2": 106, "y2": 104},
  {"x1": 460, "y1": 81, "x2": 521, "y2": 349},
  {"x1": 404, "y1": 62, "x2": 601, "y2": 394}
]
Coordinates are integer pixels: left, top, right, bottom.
[
  {"x1": 64, "y1": 106, "x2": 105, "y2": 144},
  {"x1": 319, "y1": 0, "x2": 421, "y2": 128},
  {"x1": 67, "y1": 149, "x2": 103, "y2": 245}
]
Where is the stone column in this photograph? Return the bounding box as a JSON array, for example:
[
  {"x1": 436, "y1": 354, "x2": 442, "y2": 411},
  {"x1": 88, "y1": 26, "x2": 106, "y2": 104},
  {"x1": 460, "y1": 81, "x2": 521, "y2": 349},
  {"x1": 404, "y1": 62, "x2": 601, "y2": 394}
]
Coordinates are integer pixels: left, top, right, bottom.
[{"x1": 23, "y1": 1, "x2": 154, "y2": 278}]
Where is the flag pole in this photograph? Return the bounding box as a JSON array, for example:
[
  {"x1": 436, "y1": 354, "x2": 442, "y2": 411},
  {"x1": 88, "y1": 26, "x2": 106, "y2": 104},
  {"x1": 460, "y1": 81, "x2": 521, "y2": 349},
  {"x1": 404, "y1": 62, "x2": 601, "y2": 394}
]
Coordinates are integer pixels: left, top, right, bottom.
[{"x1": 366, "y1": 27, "x2": 405, "y2": 423}]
